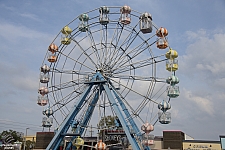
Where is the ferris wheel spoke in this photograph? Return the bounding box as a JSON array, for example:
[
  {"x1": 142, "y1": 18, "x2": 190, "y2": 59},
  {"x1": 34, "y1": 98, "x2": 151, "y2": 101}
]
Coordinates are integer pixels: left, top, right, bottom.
[
  {"x1": 70, "y1": 38, "x2": 98, "y2": 69},
  {"x1": 112, "y1": 55, "x2": 166, "y2": 74},
  {"x1": 52, "y1": 68, "x2": 94, "y2": 76},
  {"x1": 108, "y1": 23, "x2": 124, "y2": 57},
  {"x1": 110, "y1": 78, "x2": 159, "y2": 105},
  {"x1": 99, "y1": 25, "x2": 106, "y2": 67},
  {"x1": 136, "y1": 84, "x2": 167, "y2": 116},
  {"x1": 52, "y1": 115, "x2": 60, "y2": 127},
  {"x1": 105, "y1": 23, "x2": 124, "y2": 65},
  {"x1": 52, "y1": 84, "x2": 86, "y2": 108},
  {"x1": 122, "y1": 75, "x2": 156, "y2": 116},
  {"x1": 108, "y1": 74, "x2": 166, "y2": 82},
  {"x1": 58, "y1": 51, "x2": 95, "y2": 71},
  {"x1": 110, "y1": 85, "x2": 145, "y2": 123},
  {"x1": 111, "y1": 34, "x2": 156, "y2": 70},
  {"x1": 134, "y1": 83, "x2": 156, "y2": 115},
  {"x1": 110, "y1": 25, "x2": 138, "y2": 66},
  {"x1": 48, "y1": 77, "x2": 87, "y2": 93},
  {"x1": 85, "y1": 29, "x2": 101, "y2": 67},
  {"x1": 109, "y1": 89, "x2": 150, "y2": 135},
  {"x1": 109, "y1": 23, "x2": 140, "y2": 68},
  {"x1": 126, "y1": 34, "x2": 156, "y2": 58},
  {"x1": 52, "y1": 85, "x2": 93, "y2": 112},
  {"x1": 100, "y1": 26, "x2": 115, "y2": 68}
]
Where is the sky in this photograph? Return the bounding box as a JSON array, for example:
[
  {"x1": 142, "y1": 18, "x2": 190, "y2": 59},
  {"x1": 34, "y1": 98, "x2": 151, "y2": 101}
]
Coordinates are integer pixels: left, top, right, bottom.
[{"x1": 0, "y1": 0, "x2": 225, "y2": 142}]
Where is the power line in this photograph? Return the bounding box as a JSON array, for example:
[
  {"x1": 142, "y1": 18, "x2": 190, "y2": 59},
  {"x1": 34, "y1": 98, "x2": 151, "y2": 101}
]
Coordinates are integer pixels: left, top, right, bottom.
[
  {"x1": 0, "y1": 122, "x2": 42, "y2": 129},
  {"x1": 0, "y1": 124, "x2": 42, "y2": 131},
  {"x1": 0, "y1": 119, "x2": 42, "y2": 128},
  {"x1": 0, "y1": 119, "x2": 44, "y2": 133},
  {"x1": 0, "y1": 125, "x2": 36, "y2": 131}
]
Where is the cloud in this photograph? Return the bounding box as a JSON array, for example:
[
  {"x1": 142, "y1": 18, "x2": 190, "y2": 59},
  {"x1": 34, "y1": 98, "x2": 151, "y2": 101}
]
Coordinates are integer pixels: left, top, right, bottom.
[
  {"x1": 0, "y1": 61, "x2": 38, "y2": 95},
  {"x1": 0, "y1": 21, "x2": 55, "y2": 73},
  {"x1": 185, "y1": 29, "x2": 208, "y2": 41},
  {"x1": 179, "y1": 29, "x2": 225, "y2": 89},
  {"x1": 20, "y1": 13, "x2": 41, "y2": 22},
  {"x1": 0, "y1": 3, "x2": 15, "y2": 11},
  {"x1": 0, "y1": 22, "x2": 51, "y2": 98},
  {"x1": 183, "y1": 89, "x2": 214, "y2": 116},
  {"x1": 0, "y1": 22, "x2": 52, "y2": 42}
]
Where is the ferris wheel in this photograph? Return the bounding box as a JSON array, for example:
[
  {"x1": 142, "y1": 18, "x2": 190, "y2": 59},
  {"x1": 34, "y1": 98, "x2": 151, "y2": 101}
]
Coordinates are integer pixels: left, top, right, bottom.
[{"x1": 37, "y1": 5, "x2": 180, "y2": 150}]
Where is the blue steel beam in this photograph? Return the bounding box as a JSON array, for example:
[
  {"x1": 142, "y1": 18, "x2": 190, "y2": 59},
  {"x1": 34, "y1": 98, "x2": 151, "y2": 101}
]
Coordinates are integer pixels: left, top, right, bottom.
[
  {"x1": 47, "y1": 72, "x2": 146, "y2": 149},
  {"x1": 46, "y1": 85, "x2": 93, "y2": 150},
  {"x1": 112, "y1": 89, "x2": 140, "y2": 135},
  {"x1": 66, "y1": 88, "x2": 102, "y2": 149},
  {"x1": 64, "y1": 72, "x2": 105, "y2": 149},
  {"x1": 76, "y1": 88, "x2": 102, "y2": 134},
  {"x1": 47, "y1": 72, "x2": 105, "y2": 149},
  {"x1": 112, "y1": 88, "x2": 151, "y2": 150},
  {"x1": 103, "y1": 84, "x2": 141, "y2": 150}
]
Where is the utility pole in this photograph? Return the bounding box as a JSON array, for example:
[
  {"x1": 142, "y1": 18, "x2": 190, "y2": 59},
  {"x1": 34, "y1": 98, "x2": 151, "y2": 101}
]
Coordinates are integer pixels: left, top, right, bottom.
[
  {"x1": 89, "y1": 125, "x2": 94, "y2": 137},
  {"x1": 24, "y1": 128, "x2": 29, "y2": 150}
]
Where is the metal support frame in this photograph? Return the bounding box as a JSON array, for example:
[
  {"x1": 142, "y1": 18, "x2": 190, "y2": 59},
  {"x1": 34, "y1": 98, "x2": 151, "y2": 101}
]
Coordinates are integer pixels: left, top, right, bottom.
[
  {"x1": 66, "y1": 89, "x2": 102, "y2": 149},
  {"x1": 103, "y1": 84, "x2": 141, "y2": 149},
  {"x1": 46, "y1": 85, "x2": 93, "y2": 150},
  {"x1": 46, "y1": 72, "x2": 146, "y2": 150},
  {"x1": 112, "y1": 88, "x2": 150, "y2": 150}
]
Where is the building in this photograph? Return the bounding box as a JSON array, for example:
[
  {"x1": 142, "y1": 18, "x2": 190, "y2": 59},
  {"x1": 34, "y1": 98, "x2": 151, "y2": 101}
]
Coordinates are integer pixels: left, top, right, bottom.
[
  {"x1": 34, "y1": 131, "x2": 223, "y2": 150},
  {"x1": 35, "y1": 132, "x2": 54, "y2": 150},
  {"x1": 24, "y1": 135, "x2": 36, "y2": 142},
  {"x1": 148, "y1": 136, "x2": 163, "y2": 149}
]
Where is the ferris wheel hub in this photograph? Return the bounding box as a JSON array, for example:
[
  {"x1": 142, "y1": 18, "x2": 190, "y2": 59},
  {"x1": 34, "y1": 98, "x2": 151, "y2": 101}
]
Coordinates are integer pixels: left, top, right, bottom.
[
  {"x1": 96, "y1": 68, "x2": 103, "y2": 73},
  {"x1": 96, "y1": 66, "x2": 113, "y2": 77}
]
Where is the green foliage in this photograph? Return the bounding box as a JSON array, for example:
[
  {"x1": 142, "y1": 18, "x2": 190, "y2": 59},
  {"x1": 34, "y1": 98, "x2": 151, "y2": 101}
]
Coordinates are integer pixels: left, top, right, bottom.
[
  {"x1": 97, "y1": 115, "x2": 117, "y2": 129},
  {"x1": 0, "y1": 130, "x2": 23, "y2": 143},
  {"x1": 26, "y1": 140, "x2": 35, "y2": 149}
]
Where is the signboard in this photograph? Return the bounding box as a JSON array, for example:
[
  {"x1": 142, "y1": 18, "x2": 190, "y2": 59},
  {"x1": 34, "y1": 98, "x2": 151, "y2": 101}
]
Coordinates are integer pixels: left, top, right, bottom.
[
  {"x1": 0, "y1": 143, "x2": 22, "y2": 150},
  {"x1": 183, "y1": 141, "x2": 221, "y2": 150},
  {"x1": 104, "y1": 130, "x2": 126, "y2": 142}
]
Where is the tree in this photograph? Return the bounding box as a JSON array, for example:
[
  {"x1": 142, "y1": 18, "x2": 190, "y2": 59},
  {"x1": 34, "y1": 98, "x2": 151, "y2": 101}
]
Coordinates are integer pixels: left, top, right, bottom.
[
  {"x1": 96, "y1": 115, "x2": 117, "y2": 141},
  {"x1": 97, "y1": 115, "x2": 117, "y2": 129},
  {"x1": 26, "y1": 140, "x2": 35, "y2": 150},
  {"x1": 0, "y1": 130, "x2": 23, "y2": 144}
]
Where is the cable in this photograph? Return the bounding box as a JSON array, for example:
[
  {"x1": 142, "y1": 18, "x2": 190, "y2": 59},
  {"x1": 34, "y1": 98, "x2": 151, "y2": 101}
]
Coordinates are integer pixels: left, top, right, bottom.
[
  {"x1": 0, "y1": 119, "x2": 43, "y2": 133},
  {"x1": 0, "y1": 125, "x2": 41, "y2": 132},
  {"x1": 0, "y1": 119, "x2": 41, "y2": 127},
  {"x1": 0, "y1": 122, "x2": 41, "y2": 130}
]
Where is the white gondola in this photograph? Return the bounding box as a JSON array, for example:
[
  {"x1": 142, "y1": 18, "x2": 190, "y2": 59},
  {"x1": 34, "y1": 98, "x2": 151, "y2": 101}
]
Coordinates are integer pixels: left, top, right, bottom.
[
  {"x1": 140, "y1": 12, "x2": 152, "y2": 34},
  {"x1": 40, "y1": 72, "x2": 50, "y2": 83},
  {"x1": 158, "y1": 112, "x2": 171, "y2": 124},
  {"x1": 167, "y1": 85, "x2": 180, "y2": 98},
  {"x1": 37, "y1": 95, "x2": 49, "y2": 106},
  {"x1": 43, "y1": 107, "x2": 53, "y2": 117},
  {"x1": 99, "y1": 6, "x2": 110, "y2": 25},
  {"x1": 42, "y1": 117, "x2": 53, "y2": 127},
  {"x1": 79, "y1": 14, "x2": 89, "y2": 32},
  {"x1": 41, "y1": 64, "x2": 50, "y2": 73}
]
